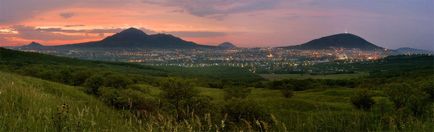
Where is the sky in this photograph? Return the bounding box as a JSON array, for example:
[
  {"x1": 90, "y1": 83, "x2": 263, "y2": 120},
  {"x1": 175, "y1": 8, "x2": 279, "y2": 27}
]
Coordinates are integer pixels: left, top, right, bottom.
[{"x1": 0, "y1": 0, "x2": 433, "y2": 49}]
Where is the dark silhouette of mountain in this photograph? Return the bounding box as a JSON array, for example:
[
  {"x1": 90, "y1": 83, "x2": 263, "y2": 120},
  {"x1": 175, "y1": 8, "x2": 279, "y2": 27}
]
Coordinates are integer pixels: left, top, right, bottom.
[
  {"x1": 17, "y1": 42, "x2": 46, "y2": 50},
  {"x1": 56, "y1": 28, "x2": 214, "y2": 49},
  {"x1": 393, "y1": 47, "x2": 433, "y2": 55},
  {"x1": 218, "y1": 42, "x2": 237, "y2": 49},
  {"x1": 282, "y1": 33, "x2": 384, "y2": 50}
]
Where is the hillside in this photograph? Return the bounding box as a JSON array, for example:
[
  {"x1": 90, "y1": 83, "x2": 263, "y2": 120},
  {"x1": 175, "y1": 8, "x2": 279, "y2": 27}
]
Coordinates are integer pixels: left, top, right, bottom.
[
  {"x1": 284, "y1": 33, "x2": 384, "y2": 50},
  {"x1": 0, "y1": 47, "x2": 433, "y2": 131},
  {"x1": 394, "y1": 47, "x2": 433, "y2": 55},
  {"x1": 0, "y1": 72, "x2": 140, "y2": 131},
  {"x1": 0, "y1": 48, "x2": 262, "y2": 84}
]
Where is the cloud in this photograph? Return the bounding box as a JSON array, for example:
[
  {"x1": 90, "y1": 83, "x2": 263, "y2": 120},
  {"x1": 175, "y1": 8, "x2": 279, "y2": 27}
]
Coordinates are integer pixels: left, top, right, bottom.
[
  {"x1": 35, "y1": 26, "x2": 225, "y2": 38},
  {"x1": 0, "y1": 0, "x2": 139, "y2": 24},
  {"x1": 35, "y1": 27, "x2": 156, "y2": 34},
  {"x1": 64, "y1": 24, "x2": 85, "y2": 27},
  {"x1": 142, "y1": 0, "x2": 282, "y2": 19},
  {"x1": 168, "y1": 31, "x2": 226, "y2": 38},
  {"x1": 12, "y1": 25, "x2": 91, "y2": 41},
  {"x1": 59, "y1": 12, "x2": 76, "y2": 19}
]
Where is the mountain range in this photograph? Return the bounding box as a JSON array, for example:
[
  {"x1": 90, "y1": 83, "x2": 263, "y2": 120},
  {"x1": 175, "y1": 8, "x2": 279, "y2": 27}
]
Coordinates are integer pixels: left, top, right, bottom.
[{"x1": 14, "y1": 28, "x2": 399, "y2": 51}]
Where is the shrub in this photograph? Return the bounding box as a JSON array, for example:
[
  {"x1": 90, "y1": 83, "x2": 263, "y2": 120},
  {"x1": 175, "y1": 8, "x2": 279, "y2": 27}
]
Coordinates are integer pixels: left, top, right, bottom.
[
  {"x1": 385, "y1": 83, "x2": 431, "y2": 117},
  {"x1": 281, "y1": 89, "x2": 294, "y2": 98},
  {"x1": 350, "y1": 89, "x2": 375, "y2": 110},
  {"x1": 160, "y1": 78, "x2": 201, "y2": 119},
  {"x1": 420, "y1": 82, "x2": 434, "y2": 101},
  {"x1": 222, "y1": 99, "x2": 269, "y2": 123},
  {"x1": 98, "y1": 87, "x2": 159, "y2": 112},
  {"x1": 103, "y1": 73, "x2": 133, "y2": 89},
  {"x1": 223, "y1": 87, "x2": 251, "y2": 100},
  {"x1": 84, "y1": 74, "x2": 105, "y2": 95}
]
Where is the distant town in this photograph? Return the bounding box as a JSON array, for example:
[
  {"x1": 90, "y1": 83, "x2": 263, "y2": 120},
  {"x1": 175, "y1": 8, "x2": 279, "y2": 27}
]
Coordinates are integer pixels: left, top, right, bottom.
[{"x1": 9, "y1": 28, "x2": 432, "y2": 74}]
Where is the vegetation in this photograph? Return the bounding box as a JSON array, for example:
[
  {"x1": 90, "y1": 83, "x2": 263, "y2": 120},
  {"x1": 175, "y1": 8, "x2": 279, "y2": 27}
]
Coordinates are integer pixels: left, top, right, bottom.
[
  {"x1": 1, "y1": 48, "x2": 433, "y2": 131},
  {"x1": 351, "y1": 89, "x2": 375, "y2": 110}
]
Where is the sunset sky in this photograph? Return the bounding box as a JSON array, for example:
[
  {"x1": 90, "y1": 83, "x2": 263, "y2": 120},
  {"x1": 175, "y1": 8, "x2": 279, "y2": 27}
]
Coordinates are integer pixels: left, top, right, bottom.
[{"x1": 0, "y1": 0, "x2": 433, "y2": 49}]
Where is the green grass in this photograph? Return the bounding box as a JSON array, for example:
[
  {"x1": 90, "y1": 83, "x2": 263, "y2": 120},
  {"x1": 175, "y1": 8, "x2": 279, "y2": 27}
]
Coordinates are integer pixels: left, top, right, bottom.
[
  {"x1": 260, "y1": 72, "x2": 367, "y2": 80},
  {"x1": 1, "y1": 71, "x2": 433, "y2": 131},
  {"x1": 0, "y1": 72, "x2": 147, "y2": 131}
]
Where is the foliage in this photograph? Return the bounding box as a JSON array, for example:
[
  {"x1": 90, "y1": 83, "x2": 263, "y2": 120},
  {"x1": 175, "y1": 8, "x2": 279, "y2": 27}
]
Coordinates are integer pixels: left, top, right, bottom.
[
  {"x1": 281, "y1": 89, "x2": 294, "y2": 98},
  {"x1": 385, "y1": 83, "x2": 432, "y2": 117},
  {"x1": 350, "y1": 89, "x2": 375, "y2": 110},
  {"x1": 222, "y1": 99, "x2": 269, "y2": 124},
  {"x1": 223, "y1": 86, "x2": 252, "y2": 100}
]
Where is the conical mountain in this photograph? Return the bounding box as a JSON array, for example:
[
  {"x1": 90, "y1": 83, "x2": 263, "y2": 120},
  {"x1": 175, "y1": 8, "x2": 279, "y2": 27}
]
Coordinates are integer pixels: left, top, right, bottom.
[
  {"x1": 284, "y1": 33, "x2": 384, "y2": 50},
  {"x1": 218, "y1": 42, "x2": 237, "y2": 49},
  {"x1": 19, "y1": 42, "x2": 45, "y2": 49}
]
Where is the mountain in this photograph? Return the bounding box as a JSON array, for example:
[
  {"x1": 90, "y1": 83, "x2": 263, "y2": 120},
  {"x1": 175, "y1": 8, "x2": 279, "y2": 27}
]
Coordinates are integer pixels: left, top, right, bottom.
[
  {"x1": 394, "y1": 47, "x2": 433, "y2": 55},
  {"x1": 283, "y1": 33, "x2": 384, "y2": 51},
  {"x1": 56, "y1": 28, "x2": 214, "y2": 49},
  {"x1": 17, "y1": 42, "x2": 46, "y2": 50},
  {"x1": 218, "y1": 42, "x2": 237, "y2": 49}
]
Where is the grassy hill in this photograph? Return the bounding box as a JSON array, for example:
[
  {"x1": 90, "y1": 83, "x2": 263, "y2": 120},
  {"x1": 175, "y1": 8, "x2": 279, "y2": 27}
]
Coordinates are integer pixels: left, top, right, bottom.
[
  {"x1": 0, "y1": 72, "x2": 140, "y2": 131},
  {"x1": 0, "y1": 48, "x2": 261, "y2": 86},
  {"x1": 1, "y1": 48, "x2": 433, "y2": 131}
]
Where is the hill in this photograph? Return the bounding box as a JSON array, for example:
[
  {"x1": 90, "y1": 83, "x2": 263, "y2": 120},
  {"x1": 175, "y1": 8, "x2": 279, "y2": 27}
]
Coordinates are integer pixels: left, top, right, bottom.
[
  {"x1": 52, "y1": 28, "x2": 214, "y2": 49},
  {"x1": 0, "y1": 72, "x2": 144, "y2": 131},
  {"x1": 218, "y1": 42, "x2": 237, "y2": 49},
  {"x1": 17, "y1": 41, "x2": 45, "y2": 50},
  {"x1": 393, "y1": 47, "x2": 433, "y2": 55},
  {"x1": 0, "y1": 47, "x2": 433, "y2": 131},
  {"x1": 0, "y1": 48, "x2": 262, "y2": 84},
  {"x1": 283, "y1": 33, "x2": 384, "y2": 50}
]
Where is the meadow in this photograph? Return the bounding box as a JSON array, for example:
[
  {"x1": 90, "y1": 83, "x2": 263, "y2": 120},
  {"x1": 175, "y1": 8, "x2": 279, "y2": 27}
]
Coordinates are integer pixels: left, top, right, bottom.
[{"x1": 1, "y1": 48, "x2": 433, "y2": 131}]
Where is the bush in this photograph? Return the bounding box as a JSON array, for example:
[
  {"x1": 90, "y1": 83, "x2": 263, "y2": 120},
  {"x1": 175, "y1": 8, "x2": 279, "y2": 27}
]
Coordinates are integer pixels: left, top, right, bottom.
[
  {"x1": 281, "y1": 89, "x2": 294, "y2": 98},
  {"x1": 420, "y1": 82, "x2": 434, "y2": 101},
  {"x1": 84, "y1": 74, "x2": 105, "y2": 95},
  {"x1": 222, "y1": 99, "x2": 269, "y2": 123},
  {"x1": 160, "y1": 78, "x2": 202, "y2": 119},
  {"x1": 103, "y1": 73, "x2": 133, "y2": 89},
  {"x1": 386, "y1": 83, "x2": 431, "y2": 117},
  {"x1": 98, "y1": 87, "x2": 159, "y2": 112},
  {"x1": 350, "y1": 89, "x2": 375, "y2": 110},
  {"x1": 223, "y1": 87, "x2": 251, "y2": 100}
]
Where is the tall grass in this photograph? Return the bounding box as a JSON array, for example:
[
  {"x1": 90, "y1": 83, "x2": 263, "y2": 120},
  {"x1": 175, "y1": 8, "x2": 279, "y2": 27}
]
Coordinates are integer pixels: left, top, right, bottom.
[{"x1": 1, "y1": 72, "x2": 433, "y2": 131}]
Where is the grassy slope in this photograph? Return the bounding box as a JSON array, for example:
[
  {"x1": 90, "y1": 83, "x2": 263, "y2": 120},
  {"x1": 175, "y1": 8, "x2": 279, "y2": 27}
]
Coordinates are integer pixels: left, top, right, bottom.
[
  {"x1": 147, "y1": 86, "x2": 433, "y2": 131},
  {"x1": 1, "y1": 71, "x2": 433, "y2": 131},
  {"x1": 0, "y1": 48, "x2": 262, "y2": 83},
  {"x1": 0, "y1": 72, "x2": 141, "y2": 131}
]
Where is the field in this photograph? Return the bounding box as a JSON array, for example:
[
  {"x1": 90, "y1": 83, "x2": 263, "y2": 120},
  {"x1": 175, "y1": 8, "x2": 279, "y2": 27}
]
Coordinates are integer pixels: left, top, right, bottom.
[
  {"x1": 1, "y1": 48, "x2": 433, "y2": 131},
  {"x1": 260, "y1": 72, "x2": 368, "y2": 80},
  {"x1": 3, "y1": 71, "x2": 432, "y2": 131}
]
